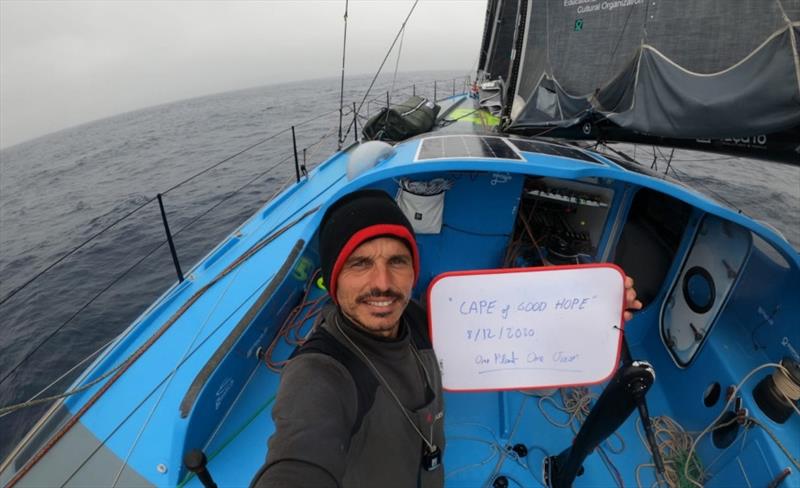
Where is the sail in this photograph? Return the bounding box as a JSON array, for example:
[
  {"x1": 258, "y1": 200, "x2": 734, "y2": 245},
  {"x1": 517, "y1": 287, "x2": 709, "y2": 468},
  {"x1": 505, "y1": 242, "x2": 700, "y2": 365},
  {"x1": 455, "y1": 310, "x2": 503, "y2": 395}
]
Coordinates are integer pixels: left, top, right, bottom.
[{"x1": 494, "y1": 0, "x2": 800, "y2": 163}]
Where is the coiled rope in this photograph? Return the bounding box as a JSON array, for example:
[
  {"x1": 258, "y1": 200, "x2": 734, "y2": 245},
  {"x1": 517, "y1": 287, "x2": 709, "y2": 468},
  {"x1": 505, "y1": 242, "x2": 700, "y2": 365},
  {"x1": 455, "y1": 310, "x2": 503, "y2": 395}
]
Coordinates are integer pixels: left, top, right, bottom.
[
  {"x1": 0, "y1": 154, "x2": 293, "y2": 390},
  {"x1": 0, "y1": 106, "x2": 347, "y2": 310}
]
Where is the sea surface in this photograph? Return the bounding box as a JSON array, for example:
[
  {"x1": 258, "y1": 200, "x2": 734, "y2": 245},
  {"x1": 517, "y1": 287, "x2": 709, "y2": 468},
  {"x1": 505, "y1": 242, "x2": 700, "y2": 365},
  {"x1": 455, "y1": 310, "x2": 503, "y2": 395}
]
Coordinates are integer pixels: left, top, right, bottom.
[{"x1": 0, "y1": 71, "x2": 798, "y2": 461}]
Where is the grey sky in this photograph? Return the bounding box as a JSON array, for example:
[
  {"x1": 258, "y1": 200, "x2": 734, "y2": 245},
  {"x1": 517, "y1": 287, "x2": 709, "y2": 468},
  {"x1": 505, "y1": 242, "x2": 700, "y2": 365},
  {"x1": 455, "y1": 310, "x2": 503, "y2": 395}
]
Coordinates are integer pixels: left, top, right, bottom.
[{"x1": 0, "y1": 0, "x2": 486, "y2": 149}]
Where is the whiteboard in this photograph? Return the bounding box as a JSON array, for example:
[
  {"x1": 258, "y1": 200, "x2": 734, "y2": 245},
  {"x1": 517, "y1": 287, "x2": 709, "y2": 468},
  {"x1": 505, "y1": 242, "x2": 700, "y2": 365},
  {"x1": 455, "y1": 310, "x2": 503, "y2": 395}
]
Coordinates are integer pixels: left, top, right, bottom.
[{"x1": 427, "y1": 264, "x2": 625, "y2": 391}]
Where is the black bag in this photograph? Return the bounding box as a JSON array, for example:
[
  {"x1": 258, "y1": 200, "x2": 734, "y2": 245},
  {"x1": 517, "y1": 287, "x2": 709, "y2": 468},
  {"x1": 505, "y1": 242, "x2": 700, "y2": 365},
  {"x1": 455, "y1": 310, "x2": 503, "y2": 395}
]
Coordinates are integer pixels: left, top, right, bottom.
[{"x1": 362, "y1": 96, "x2": 440, "y2": 142}]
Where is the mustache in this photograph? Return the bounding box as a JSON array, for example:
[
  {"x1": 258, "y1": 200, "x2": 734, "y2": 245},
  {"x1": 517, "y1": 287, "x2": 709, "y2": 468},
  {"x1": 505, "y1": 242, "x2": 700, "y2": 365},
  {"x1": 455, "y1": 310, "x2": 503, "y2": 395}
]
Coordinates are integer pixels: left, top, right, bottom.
[{"x1": 356, "y1": 288, "x2": 406, "y2": 303}]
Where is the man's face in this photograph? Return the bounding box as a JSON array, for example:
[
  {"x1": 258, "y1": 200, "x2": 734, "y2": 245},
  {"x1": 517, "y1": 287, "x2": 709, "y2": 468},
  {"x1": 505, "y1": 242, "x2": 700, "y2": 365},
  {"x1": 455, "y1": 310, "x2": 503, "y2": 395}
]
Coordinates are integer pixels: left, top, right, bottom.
[{"x1": 335, "y1": 237, "x2": 414, "y2": 338}]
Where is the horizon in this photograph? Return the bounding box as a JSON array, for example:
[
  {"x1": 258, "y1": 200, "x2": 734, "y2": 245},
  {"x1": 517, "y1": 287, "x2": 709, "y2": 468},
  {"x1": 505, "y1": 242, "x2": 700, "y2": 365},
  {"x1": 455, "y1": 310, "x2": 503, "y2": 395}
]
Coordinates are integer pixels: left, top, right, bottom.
[
  {"x1": 0, "y1": 69, "x2": 470, "y2": 152},
  {"x1": 1, "y1": 1, "x2": 487, "y2": 149}
]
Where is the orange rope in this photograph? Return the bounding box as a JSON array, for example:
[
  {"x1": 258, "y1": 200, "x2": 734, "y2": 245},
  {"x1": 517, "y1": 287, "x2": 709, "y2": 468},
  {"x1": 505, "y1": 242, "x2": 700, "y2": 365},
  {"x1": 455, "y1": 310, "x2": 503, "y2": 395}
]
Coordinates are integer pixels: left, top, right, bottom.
[{"x1": 263, "y1": 270, "x2": 328, "y2": 372}]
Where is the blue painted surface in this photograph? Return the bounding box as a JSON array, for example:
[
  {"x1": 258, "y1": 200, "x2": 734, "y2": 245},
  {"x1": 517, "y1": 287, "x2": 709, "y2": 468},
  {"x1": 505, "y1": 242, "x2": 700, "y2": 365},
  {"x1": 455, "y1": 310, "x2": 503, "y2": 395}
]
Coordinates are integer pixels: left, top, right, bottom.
[{"x1": 12, "y1": 115, "x2": 800, "y2": 487}]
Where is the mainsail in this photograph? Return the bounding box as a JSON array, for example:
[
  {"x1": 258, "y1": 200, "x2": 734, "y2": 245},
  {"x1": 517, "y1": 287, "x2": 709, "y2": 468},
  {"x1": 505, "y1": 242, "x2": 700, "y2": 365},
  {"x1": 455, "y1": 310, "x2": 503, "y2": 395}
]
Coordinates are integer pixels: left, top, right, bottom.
[{"x1": 479, "y1": 0, "x2": 800, "y2": 163}]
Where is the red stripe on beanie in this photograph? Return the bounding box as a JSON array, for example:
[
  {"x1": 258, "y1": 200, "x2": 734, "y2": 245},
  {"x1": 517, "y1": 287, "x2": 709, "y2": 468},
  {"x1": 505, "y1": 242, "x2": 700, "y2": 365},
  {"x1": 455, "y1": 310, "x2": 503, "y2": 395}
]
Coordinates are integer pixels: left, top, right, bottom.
[{"x1": 329, "y1": 224, "x2": 419, "y2": 301}]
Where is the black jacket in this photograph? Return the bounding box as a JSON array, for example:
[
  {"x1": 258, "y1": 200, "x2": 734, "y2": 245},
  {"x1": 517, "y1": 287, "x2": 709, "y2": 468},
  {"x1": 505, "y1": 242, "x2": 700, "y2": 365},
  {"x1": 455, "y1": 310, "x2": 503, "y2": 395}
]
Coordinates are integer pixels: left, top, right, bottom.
[{"x1": 252, "y1": 301, "x2": 445, "y2": 488}]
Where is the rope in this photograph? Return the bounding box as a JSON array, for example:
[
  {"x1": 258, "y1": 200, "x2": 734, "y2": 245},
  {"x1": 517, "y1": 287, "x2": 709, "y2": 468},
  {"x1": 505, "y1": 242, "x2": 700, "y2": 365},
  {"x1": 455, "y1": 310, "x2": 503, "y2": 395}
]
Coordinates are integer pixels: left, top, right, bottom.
[
  {"x1": 603, "y1": 2, "x2": 638, "y2": 84},
  {"x1": 341, "y1": 0, "x2": 420, "y2": 142},
  {"x1": 634, "y1": 416, "x2": 703, "y2": 488},
  {"x1": 444, "y1": 399, "x2": 537, "y2": 487},
  {"x1": 338, "y1": 0, "x2": 349, "y2": 147},
  {"x1": 537, "y1": 387, "x2": 626, "y2": 453},
  {"x1": 262, "y1": 269, "x2": 327, "y2": 372},
  {"x1": 0, "y1": 357, "x2": 123, "y2": 418},
  {"x1": 111, "y1": 240, "x2": 246, "y2": 488},
  {"x1": 773, "y1": 366, "x2": 800, "y2": 407},
  {"x1": 390, "y1": 22, "x2": 407, "y2": 99},
  {"x1": 445, "y1": 441, "x2": 500, "y2": 479},
  {"x1": 0, "y1": 154, "x2": 293, "y2": 390},
  {"x1": 59, "y1": 275, "x2": 268, "y2": 487},
  {"x1": 0, "y1": 107, "x2": 344, "y2": 310},
  {"x1": 160, "y1": 107, "x2": 341, "y2": 196},
  {"x1": 745, "y1": 415, "x2": 800, "y2": 469},
  {"x1": 481, "y1": 396, "x2": 532, "y2": 488},
  {"x1": 633, "y1": 364, "x2": 800, "y2": 488},
  {"x1": 21, "y1": 335, "x2": 118, "y2": 403},
  {"x1": 0, "y1": 196, "x2": 156, "y2": 307},
  {"x1": 0, "y1": 228, "x2": 168, "y2": 389},
  {"x1": 683, "y1": 363, "x2": 790, "y2": 487},
  {"x1": 305, "y1": 120, "x2": 342, "y2": 165},
  {"x1": 597, "y1": 445, "x2": 625, "y2": 488},
  {"x1": 178, "y1": 394, "x2": 277, "y2": 487},
  {"x1": 667, "y1": 164, "x2": 742, "y2": 212}
]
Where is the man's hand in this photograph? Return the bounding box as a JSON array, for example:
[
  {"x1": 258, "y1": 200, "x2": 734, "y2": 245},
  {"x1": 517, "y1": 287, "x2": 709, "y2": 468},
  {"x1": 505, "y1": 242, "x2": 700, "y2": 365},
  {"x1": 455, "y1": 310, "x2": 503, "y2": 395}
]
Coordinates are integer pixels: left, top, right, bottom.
[{"x1": 623, "y1": 276, "x2": 643, "y2": 322}]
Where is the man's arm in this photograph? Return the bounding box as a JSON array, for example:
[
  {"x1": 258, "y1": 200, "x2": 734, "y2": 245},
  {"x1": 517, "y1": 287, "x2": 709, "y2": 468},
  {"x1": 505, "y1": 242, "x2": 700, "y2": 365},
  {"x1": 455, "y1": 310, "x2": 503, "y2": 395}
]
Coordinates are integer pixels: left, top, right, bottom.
[
  {"x1": 251, "y1": 354, "x2": 358, "y2": 488},
  {"x1": 623, "y1": 275, "x2": 643, "y2": 322}
]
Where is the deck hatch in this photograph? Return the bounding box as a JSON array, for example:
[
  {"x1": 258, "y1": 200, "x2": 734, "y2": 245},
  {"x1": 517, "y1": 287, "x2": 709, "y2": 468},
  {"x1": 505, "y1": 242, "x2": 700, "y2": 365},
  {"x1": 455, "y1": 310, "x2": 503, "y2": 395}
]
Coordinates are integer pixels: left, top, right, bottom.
[
  {"x1": 415, "y1": 135, "x2": 523, "y2": 161},
  {"x1": 508, "y1": 139, "x2": 602, "y2": 164}
]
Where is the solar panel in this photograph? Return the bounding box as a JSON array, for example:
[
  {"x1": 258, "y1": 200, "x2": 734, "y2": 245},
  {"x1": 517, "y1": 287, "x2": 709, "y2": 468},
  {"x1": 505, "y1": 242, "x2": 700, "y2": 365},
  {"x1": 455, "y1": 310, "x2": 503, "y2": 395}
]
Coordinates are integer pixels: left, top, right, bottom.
[
  {"x1": 508, "y1": 139, "x2": 602, "y2": 164},
  {"x1": 416, "y1": 136, "x2": 523, "y2": 161}
]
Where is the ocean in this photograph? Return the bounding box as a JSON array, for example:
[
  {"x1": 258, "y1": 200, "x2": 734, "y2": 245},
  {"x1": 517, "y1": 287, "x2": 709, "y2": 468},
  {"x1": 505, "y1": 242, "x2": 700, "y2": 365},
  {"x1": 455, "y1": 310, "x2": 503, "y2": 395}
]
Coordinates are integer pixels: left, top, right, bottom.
[{"x1": 0, "y1": 71, "x2": 798, "y2": 461}]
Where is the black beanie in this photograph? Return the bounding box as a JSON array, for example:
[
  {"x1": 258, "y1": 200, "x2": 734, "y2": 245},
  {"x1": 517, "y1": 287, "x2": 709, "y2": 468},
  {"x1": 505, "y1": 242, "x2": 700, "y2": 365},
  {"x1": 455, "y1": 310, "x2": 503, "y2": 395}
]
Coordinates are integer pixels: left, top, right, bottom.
[{"x1": 319, "y1": 189, "x2": 419, "y2": 301}]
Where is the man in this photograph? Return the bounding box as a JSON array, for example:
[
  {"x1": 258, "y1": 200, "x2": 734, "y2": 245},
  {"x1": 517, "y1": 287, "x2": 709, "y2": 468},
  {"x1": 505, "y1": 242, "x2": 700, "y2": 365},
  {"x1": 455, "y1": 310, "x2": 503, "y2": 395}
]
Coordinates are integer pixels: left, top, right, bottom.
[{"x1": 252, "y1": 189, "x2": 641, "y2": 488}]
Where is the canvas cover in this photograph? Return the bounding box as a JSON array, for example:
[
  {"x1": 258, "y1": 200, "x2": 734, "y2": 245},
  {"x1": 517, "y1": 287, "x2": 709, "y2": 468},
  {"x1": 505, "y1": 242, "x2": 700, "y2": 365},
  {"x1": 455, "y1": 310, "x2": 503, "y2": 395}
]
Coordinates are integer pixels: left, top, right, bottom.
[
  {"x1": 486, "y1": 0, "x2": 800, "y2": 162},
  {"x1": 362, "y1": 96, "x2": 441, "y2": 143}
]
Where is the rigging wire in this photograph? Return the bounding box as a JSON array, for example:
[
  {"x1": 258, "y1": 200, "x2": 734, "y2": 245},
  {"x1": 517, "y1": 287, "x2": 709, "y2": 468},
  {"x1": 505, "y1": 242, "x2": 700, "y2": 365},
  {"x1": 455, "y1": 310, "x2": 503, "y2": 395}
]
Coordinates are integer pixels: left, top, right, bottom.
[
  {"x1": 56, "y1": 277, "x2": 268, "y2": 488},
  {"x1": 0, "y1": 103, "x2": 348, "y2": 389},
  {"x1": 111, "y1": 242, "x2": 246, "y2": 488},
  {"x1": 0, "y1": 154, "x2": 293, "y2": 390},
  {"x1": 7, "y1": 206, "x2": 320, "y2": 487},
  {"x1": 684, "y1": 362, "x2": 800, "y2": 488},
  {"x1": 603, "y1": 0, "x2": 638, "y2": 84},
  {"x1": 262, "y1": 269, "x2": 327, "y2": 372},
  {"x1": 338, "y1": 0, "x2": 349, "y2": 148},
  {"x1": 341, "y1": 0, "x2": 420, "y2": 142},
  {"x1": 390, "y1": 21, "x2": 407, "y2": 100},
  {"x1": 667, "y1": 164, "x2": 742, "y2": 212}
]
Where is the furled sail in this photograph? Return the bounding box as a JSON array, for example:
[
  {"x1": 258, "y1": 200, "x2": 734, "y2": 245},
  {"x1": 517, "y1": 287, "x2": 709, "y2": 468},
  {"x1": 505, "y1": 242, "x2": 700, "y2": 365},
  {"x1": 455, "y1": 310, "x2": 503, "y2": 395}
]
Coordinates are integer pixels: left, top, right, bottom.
[{"x1": 484, "y1": 0, "x2": 800, "y2": 163}]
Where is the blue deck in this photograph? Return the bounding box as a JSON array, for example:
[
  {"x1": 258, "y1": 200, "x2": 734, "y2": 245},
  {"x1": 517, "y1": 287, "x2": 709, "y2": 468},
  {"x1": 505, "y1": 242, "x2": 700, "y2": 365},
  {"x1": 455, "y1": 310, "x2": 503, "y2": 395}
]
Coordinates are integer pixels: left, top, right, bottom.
[{"x1": 5, "y1": 110, "x2": 799, "y2": 487}]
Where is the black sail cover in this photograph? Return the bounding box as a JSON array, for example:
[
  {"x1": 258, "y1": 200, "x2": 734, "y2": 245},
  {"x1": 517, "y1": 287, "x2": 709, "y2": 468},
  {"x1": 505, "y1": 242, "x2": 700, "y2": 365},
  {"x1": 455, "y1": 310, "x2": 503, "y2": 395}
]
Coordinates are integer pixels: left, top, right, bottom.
[{"x1": 496, "y1": 0, "x2": 800, "y2": 163}]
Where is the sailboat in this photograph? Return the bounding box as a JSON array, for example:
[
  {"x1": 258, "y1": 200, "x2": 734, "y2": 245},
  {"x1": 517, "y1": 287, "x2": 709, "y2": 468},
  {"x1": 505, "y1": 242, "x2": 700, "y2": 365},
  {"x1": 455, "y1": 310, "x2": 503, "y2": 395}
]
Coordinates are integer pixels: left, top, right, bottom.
[{"x1": 2, "y1": 0, "x2": 798, "y2": 487}]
